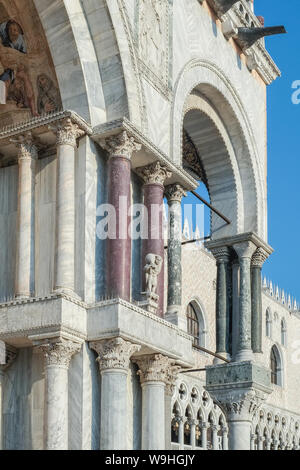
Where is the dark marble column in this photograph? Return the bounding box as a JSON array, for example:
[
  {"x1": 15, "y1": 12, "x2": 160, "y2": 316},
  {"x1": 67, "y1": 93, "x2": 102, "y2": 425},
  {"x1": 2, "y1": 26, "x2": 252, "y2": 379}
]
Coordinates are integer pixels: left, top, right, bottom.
[
  {"x1": 233, "y1": 241, "x2": 257, "y2": 362},
  {"x1": 102, "y1": 131, "x2": 141, "y2": 301},
  {"x1": 165, "y1": 184, "x2": 186, "y2": 329},
  {"x1": 137, "y1": 162, "x2": 172, "y2": 317},
  {"x1": 211, "y1": 247, "x2": 231, "y2": 361},
  {"x1": 251, "y1": 248, "x2": 268, "y2": 353}
]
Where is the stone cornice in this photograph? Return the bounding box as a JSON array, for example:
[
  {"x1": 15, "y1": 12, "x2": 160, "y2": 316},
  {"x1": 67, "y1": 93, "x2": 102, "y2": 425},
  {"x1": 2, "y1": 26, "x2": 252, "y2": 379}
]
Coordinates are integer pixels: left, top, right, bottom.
[
  {"x1": 205, "y1": 232, "x2": 273, "y2": 257},
  {"x1": 0, "y1": 110, "x2": 92, "y2": 142},
  {"x1": 92, "y1": 117, "x2": 198, "y2": 191}
]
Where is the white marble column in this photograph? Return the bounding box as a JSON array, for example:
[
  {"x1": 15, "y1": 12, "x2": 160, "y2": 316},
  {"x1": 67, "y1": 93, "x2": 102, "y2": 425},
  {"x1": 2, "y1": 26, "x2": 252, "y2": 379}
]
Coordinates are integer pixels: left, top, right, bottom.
[
  {"x1": 222, "y1": 428, "x2": 229, "y2": 450},
  {"x1": 201, "y1": 423, "x2": 208, "y2": 450},
  {"x1": 190, "y1": 419, "x2": 196, "y2": 449},
  {"x1": 37, "y1": 339, "x2": 82, "y2": 450},
  {"x1": 164, "y1": 367, "x2": 180, "y2": 450},
  {"x1": 135, "y1": 354, "x2": 179, "y2": 450},
  {"x1": 90, "y1": 338, "x2": 140, "y2": 450},
  {"x1": 0, "y1": 347, "x2": 16, "y2": 450},
  {"x1": 178, "y1": 417, "x2": 184, "y2": 450},
  {"x1": 12, "y1": 133, "x2": 37, "y2": 298},
  {"x1": 250, "y1": 433, "x2": 255, "y2": 451},
  {"x1": 212, "y1": 425, "x2": 219, "y2": 450},
  {"x1": 50, "y1": 118, "x2": 84, "y2": 295}
]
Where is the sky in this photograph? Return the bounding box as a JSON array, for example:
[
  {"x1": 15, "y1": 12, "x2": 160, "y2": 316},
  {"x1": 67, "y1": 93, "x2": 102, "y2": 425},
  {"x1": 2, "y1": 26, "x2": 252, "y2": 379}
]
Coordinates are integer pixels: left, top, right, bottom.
[{"x1": 180, "y1": 1, "x2": 300, "y2": 302}]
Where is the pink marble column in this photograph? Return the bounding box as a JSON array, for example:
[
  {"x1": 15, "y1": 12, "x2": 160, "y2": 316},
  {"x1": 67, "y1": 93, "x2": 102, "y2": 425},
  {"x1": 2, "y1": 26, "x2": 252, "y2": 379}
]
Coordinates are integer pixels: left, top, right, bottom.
[
  {"x1": 137, "y1": 162, "x2": 172, "y2": 317},
  {"x1": 102, "y1": 131, "x2": 141, "y2": 301}
]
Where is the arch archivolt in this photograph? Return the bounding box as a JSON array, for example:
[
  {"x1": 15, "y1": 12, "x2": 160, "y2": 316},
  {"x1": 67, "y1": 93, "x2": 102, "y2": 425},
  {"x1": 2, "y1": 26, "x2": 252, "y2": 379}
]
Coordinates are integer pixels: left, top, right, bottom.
[{"x1": 172, "y1": 59, "x2": 267, "y2": 239}]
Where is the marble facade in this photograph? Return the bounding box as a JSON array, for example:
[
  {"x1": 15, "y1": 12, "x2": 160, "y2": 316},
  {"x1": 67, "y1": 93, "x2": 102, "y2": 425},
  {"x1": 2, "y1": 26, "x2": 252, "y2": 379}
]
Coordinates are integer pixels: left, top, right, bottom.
[{"x1": 0, "y1": 0, "x2": 298, "y2": 451}]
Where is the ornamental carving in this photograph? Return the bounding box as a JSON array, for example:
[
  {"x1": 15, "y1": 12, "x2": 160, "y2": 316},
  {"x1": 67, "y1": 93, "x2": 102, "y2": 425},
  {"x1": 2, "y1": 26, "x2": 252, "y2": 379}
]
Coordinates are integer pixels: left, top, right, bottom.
[
  {"x1": 134, "y1": 353, "x2": 179, "y2": 385},
  {"x1": 138, "y1": 0, "x2": 168, "y2": 82},
  {"x1": 101, "y1": 131, "x2": 142, "y2": 160},
  {"x1": 251, "y1": 247, "x2": 269, "y2": 268},
  {"x1": 11, "y1": 131, "x2": 37, "y2": 160},
  {"x1": 37, "y1": 339, "x2": 82, "y2": 368},
  {"x1": 218, "y1": 389, "x2": 266, "y2": 421},
  {"x1": 183, "y1": 131, "x2": 207, "y2": 185},
  {"x1": 165, "y1": 184, "x2": 187, "y2": 203},
  {"x1": 137, "y1": 161, "x2": 172, "y2": 186},
  {"x1": 50, "y1": 117, "x2": 85, "y2": 147},
  {"x1": 90, "y1": 337, "x2": 141, "y2": 372},
  {"x1": 211, "y1": 246, "x2": 231, "y2": 263},
  {"x1": 0, "y1": 343, "x2": 17, "y2": 371}
]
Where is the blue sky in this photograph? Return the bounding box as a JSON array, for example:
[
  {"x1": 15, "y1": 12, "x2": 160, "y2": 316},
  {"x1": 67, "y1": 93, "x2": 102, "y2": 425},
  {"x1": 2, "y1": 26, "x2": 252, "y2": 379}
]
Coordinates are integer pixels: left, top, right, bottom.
[
  {"x1": 181, "y1": 1, "x2": 299, "y2": 301},
  {"x1": 260, "y1": 1, "x2": 299, "y2": 300}
]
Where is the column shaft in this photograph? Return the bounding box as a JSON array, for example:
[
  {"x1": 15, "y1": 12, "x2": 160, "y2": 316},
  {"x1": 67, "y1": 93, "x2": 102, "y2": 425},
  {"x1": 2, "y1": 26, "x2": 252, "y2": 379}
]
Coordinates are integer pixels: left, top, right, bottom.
[
  {"x1": 234, "y1": 242, "x2": 256, "y2": 362},
  {"x1": 101, "y1": 370, "x2": 128, "y2": 449},
  {"x1": 91, "y1": 338, "x2": 140, "y2": 451},
  {"x1": 142, "y1": 381, "x2": 165, "y2": 450},
  {"x1": 165, "y1": 185, "x2": 186, "y2": 328},
  {"x1": 251, "y1": 266, "x2": 262, "y2": 352},
  {"x1": 102, "y1": 132, "x2": 141, "y2": 300},
  {"x1": 229, "y1": 420, "x2": 251, "y2": 450},
  {"x1": 46, "y1": 364, "x2": 69, "y2": 450},
  {"x1": 14, "y1": 136, "x2": 37, "y2": 298},
  {"x1": 37, "y1": 339, "x2": 81, "y2": 450},
  {"x1": 52, "y1": 119, "x2": 84, "y2": 294}
]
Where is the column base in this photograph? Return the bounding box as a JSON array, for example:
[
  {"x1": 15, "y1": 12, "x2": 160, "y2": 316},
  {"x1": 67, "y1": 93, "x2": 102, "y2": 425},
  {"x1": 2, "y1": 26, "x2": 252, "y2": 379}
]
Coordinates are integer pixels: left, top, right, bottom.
[
  {"x1": 213, "y1": 352, "x2": 231, "y2": 365},
  {"x1": 235, "y1": 349, "x2": 254, "y2": 362}
]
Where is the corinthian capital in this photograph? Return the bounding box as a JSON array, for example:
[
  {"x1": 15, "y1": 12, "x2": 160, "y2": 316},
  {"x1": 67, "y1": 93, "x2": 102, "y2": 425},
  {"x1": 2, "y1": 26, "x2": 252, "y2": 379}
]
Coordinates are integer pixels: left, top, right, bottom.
[
  {"x1": 134, "y1": 354, "x2": 179, "y2": 385},
  {"x1": 251, "y1": 247, "x2": 269, "y2": 268},
  {"x1": 165, "y1": 184, "x2": 187, "y2": 203},
  {"x1": 101, "y1": 131, "x2": 142, "y2": 160},
  {"x1": 50, "y1": 117, "x2": 85, "y2": 147},
  {"x1": 37, "y1": 339, "x2": 82, "y2": 368},
  {"x1": 11, "y1": 132, "x2": 38, "y2": 161},
  {"x1": 137, "y1": 162, "x2": 172, "y2": 186},
  {"x1": 90, "y1": 337, "x2": 141, "y2": 372}
]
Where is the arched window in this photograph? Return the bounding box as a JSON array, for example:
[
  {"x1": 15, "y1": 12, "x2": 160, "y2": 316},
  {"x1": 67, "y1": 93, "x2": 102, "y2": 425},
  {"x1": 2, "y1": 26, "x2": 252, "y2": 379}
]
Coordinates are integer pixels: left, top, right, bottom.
[
  {"x1": 270, "y1": 345, "x2": 283, "y2": 387},
  {"x1": 186, "y1": 302, "x2": 206, "y2": 347},
  {"x1": 266, "y1": 309, "x2": 272, "y2": 338},
  {"x1": 281, "y1": 319, "x2": 287, "y2": 347}
]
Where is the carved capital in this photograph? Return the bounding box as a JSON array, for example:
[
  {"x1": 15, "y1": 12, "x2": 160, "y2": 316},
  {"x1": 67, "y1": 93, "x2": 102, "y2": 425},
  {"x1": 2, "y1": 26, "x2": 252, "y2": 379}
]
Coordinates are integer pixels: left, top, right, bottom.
[
  {"x1": 37, "y1": 339, "x2": 82, "y2": 368},
  {"x1": 134, "y1": 353, "x2": 179, "y2": 385},
  {"x1": 101, "y1": 131, "x2": 142, "y2": 160},
  {"x1": 165, "y1": 184, "x2": 187, "y2": 203},
  {"x1": 251, "y1": 247, "x2": 269, "y2": 268},
  {"x1": 137, "y1": 162, "x2": 172, "y2": 186},
  {"x1": 211, "y1": 246, "x2": 231, "y2": 263},
  {"x1": 217, "y1": 389, "x2": 266, "y2": 422},
  {"x1": 50, "y1": 117, "x2": 85, "y2": 147},
  {"x1": 11, "y1": 132, "x2": 38, "y2": 161},
  {"x1": 90, "y1": 337, "x2": 141, "y2": 372}
]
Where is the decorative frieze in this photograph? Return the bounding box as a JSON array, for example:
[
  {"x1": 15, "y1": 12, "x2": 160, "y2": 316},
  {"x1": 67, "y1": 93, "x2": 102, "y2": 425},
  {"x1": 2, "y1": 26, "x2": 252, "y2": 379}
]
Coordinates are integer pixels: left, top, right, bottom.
[
  {"x1": 37, "y1": 339, "x2": 82, "y2": 368},
  {"x1": 137, "y1": 161, "x2": 172, "y2": 186},
  {"x1": 50, "y1": 117, "x2": 85, "y2": 148},
  {"x1": 101, "y1": 130, "x2": 142, "y2": 160},
  {"x1": 90, "y1": 337, "x2": 141, "y2": 372}
]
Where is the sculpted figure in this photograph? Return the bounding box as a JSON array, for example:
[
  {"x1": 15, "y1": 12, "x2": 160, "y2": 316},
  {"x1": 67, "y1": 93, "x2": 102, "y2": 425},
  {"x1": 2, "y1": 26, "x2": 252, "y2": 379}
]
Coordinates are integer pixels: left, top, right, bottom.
[
  {"x1": 0, "y1": 19, "x2": 38, "y2": 115},
  {"x1": 144, "y1": 254, "x2": 163, "y2": 295},
  {"x1": 37, "y1": 73, "x2": 61, "y2": 114}
]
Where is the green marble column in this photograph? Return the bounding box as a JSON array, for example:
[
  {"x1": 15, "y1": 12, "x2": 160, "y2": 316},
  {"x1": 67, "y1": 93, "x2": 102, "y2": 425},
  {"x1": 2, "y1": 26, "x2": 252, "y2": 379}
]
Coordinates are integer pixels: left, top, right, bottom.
[
  {"x1": 211, "y1": 247, "x2": 231, "y2": 360},
  {"x1": 233, "y1": 241, "x2": 257, "y2": 362},
  {"x1": 251, "y1": 248, "x2": 268, "y2": 353},
  {"x1": 165, "y1": 184, "x2": 186, "y2": 329}
]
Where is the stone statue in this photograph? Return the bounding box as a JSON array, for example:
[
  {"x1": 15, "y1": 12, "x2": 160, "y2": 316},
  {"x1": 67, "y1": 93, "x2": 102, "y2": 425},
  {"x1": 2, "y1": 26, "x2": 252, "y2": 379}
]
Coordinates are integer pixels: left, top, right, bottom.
[{"x1": 144, "y1": 253, "x2": 162, "y2": 295}]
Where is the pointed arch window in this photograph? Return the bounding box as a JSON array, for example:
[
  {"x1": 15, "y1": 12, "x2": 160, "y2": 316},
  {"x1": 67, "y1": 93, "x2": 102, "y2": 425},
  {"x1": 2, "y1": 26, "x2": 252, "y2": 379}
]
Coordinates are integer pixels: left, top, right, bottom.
[
  {"x1": 271, "y1": 345, "x2": 283, "y2": 387},
  {"x1": 186, "y1": 302, "x2": 207, "y2": 348},
  {"x1": 281, "y1": 319, "x2": 287, "y2": 347}
]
